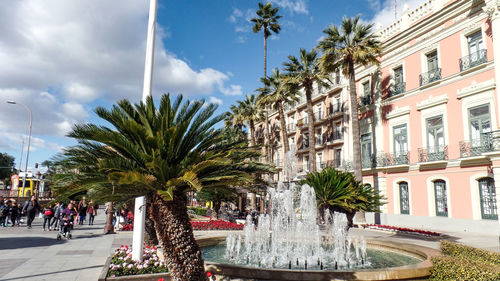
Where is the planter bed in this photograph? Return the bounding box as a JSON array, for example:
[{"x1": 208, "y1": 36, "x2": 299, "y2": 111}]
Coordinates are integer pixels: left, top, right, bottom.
[
  {"x1": 191, "y1": 220, "x2": 244, "y2": 231},
  {"x1": 365, "y1": 224, "x2": 442, "y2": 238}
]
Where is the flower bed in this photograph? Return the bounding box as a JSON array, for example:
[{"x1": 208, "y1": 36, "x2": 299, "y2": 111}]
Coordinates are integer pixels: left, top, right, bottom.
[
  {"x1": 365, "y1": 224, "x2": 441, "y2": 237},
  {"x1": 191, "y1": 220, "x2": 244, "y2": 231},
  {"x1": 107, "y1": 245, "x2": 168, "y2": 277}
]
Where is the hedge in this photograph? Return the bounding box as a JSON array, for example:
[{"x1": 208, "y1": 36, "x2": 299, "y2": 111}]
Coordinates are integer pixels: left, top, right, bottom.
[
  {"x1": 187, "y1": 206, "x2": 208, "y2": 216},
  {"x1": 430, "y1": 241, "x2": 500, "y2": 281},
  {"x1": 440, "y1": 240, "x2": 500, "y2": 266}
]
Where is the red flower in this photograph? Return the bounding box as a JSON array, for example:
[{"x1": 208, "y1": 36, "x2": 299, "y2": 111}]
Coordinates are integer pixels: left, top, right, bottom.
[
  {"x1": 158, "y1": 278, "x2": 165, "y2": 281},
  {"x1": 206, "y1": 272, "x2": 212, "y2": 277}
]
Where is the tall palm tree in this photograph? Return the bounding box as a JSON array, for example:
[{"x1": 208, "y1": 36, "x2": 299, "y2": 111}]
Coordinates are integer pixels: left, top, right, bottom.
[
  {"x1": 283, "y1": 48, "x2": 331, "y2": 173},
  {"x1": 252, "y1": 2, "x2": 281, "y2": 163},
  {"x1": 257, "y1": 68, "x2": 299, "y2": 155},
  {"x1": 52, "y1": 94, "x2": 270, "y2": 281},
  {"x1": 317, "y1": 16, "x2": 382, "y2": 181}
]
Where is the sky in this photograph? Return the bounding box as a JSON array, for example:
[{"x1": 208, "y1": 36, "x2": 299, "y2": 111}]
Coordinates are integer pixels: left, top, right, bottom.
[{"x1": 0, "y1": 0, "x2": 427, "y2": 174}]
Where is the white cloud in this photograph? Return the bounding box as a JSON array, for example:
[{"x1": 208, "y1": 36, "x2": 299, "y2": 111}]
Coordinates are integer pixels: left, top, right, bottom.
[
  {"x1": 273, "y1": 0, "x2": 309, "y2": 15},
  {"x1": 219, "y1": 84, "x2": 243, "y2": 96},
  {"x1": 367, "y1": 0, "x2": 427, "y2": 29},
  {"x1": 0, "y1": 0, "x2": 242, "y2": 146},
  {"x1": 209, "y1": 96, "x2": 223, "y2": 105}
]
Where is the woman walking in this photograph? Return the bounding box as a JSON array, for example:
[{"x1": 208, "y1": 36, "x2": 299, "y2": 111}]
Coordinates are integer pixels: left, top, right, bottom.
[
  {"x1": 42, "y1": 204, "x2": 54, "y2": 231},
  {"x1": 22, "y1": 196, "x2": 40, "y2": 229},
  {"x1": 87, "y1": 201, "x2": 98, "y2": 225}
]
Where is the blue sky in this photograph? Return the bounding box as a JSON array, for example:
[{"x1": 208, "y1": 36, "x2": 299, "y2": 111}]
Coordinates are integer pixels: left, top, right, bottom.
[{"x1": 0, "y1": 0, "x2": 426, "y2": 173}]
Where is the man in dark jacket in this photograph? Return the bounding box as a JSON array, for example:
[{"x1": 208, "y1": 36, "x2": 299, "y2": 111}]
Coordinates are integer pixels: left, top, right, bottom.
[{"x1": 22, "y1": 196, "x2": 40, "y2": 229}]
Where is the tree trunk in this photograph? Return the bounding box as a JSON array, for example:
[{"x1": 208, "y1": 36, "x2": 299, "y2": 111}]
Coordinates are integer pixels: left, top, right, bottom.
[
  {"x1": 249, "y1": 120, "x2": 256, "y2": 146},
  {"x1": 104, "y1": 202, "x2": 115, "y2": 234},
  {"x1": 264, "y1": 109, "x2": 271, "y2": 162},
  {"x1": 264, "y1": 34, "x2": 267, "y2": 80},
  {"x1": 145, "y1": 199, "x2": 158, "y2": 246},
  {"x1": 348, "y1": 61, "x2": 362, "y2": 181},
  {"x1": 305, "y1": 84, "x2": 317, "y2": 173},
  {"x1": 213, "y1": 201, "x2": 221, "y2": 219},
  {"x1": 278, "y1": 101, "x2": 289, "y2": 154},
  {"x1": 150, "y1": 192, "x2": 207, "y2": 281}
]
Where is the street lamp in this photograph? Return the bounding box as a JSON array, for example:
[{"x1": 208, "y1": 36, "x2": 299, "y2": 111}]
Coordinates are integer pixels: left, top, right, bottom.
[{"x1": 7, "y1": 100, "x2": 32, "y2": 198}]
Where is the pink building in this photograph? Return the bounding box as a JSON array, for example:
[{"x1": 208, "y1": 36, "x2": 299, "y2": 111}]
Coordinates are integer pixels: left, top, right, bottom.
[{"x1": 260, "y1": 0, "x2": 500, "y2": 234}]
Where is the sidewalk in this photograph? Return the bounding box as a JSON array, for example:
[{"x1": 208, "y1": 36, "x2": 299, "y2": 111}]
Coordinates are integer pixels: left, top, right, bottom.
[{"x1": 0, "y1": 212, "x2": 132, "y2": 281}]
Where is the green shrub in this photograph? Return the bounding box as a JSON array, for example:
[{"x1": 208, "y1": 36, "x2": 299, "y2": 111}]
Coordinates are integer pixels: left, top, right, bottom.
[
  {"x1": 430, "y1": 255, "x2": 500, "y2": 281},
  {"x1": 440, "y1": 240, "x2": 500, "y2": 266},
  {"x1": 187, "y1": 206, "x2": 207, "y2": 216}
]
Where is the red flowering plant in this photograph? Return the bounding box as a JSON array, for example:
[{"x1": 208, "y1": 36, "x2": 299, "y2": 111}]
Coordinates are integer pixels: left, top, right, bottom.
[
  {"x1": 366, "y1": 224, "x2": 441, "y2": 236},
  {"x1": 191, "y1": 220, "x2": 244, "y2": 231},
  {"x1": 107, "y1": 245, "x2": 168, "y2": 277}
]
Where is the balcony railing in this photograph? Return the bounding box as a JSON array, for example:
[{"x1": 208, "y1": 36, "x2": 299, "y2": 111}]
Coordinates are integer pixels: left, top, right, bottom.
[
  {"x1": 314, "y1": 110, "x2": 324, "y2": 121},
  {"x1": 326, "y1": 131, "x2": 343, "y2": 143},
  {"x1": 388, "y1": 82, "x2": 406, "y2": 97},
  {"x1": 419, "y1": 68, "x2": 441, "y2": 86},
  {"x1": 459, "y1": 49, "x2": 487, "y2": 72},
  {"x1": 315, "y1": 136, "x2": 324, "y2": 146},
  {"x1": 418, "y1": 145, "x2": 448, "y2": 162},
  {"x1": 358, "y1": 95, "x2": 372, "y2": 107},
  {"x1": 383, "y1": 151, "x2": 410, "y2": 166},
  {"x1": 328, "y1": 103, "x2": 344, "y2": 116},
  {"x1": 459, "y1": 134, "x2": 494, "y2": 157},
  {"x1": 298, "y1": 141, "x2": 310, "y2": 150},
  {"x1": 287, "y1": 123, "x2": 296, "y2": 133}
]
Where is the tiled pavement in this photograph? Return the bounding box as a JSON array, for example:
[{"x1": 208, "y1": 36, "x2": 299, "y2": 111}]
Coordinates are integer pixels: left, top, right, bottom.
[{"x1": 0, "y1": 213, "x2": 499, "y2": 281}]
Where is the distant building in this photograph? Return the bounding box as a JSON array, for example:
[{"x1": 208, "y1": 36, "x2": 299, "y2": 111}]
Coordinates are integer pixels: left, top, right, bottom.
[{"x1": 256, "y1": 0, "x2": 500, "y2": 234}]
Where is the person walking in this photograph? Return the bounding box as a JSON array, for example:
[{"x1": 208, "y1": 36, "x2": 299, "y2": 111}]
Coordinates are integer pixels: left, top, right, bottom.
[
  {"x1": 87, "y1": 201, "x2": 98, "y2": 225},
  {"x1": 42, "y1": 204, "x2": 54, "y2": 231},
  {"x1": 50, "y1": 202, "x2": 62, "y2": 231},
  {"x1": 0, "y1": 200, "x2": 9, "y2": 227},
  {"x1": 77, "y1": 198, "x2": 88, "y2": 225},
  {"x1": 22, "y1": 196, "x2": 40, "y2": 229},
  {"x1": 9, "y1": 200, "x2": 19, "y2": 227}
]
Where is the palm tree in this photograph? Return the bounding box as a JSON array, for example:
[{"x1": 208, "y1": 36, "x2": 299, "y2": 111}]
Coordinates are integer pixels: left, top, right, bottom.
[
  {"x1": 237, "y1": 94, "x2": 263, "y2": 147},
  {"x1": 317, "y1": 16, "x2": 382, "y2": 181},
  {"x1": 300, "y1": 167, "x2": 385, "y2": 226},
  {"x1": 283, "y1": 48, "x2": 331, "y2": 173},
  {"x1": 257, "y1": 68, "x2": 299, "y2": 156},
  {"x1": 52, "y1": 94, "x2": 270, "y2": 281},
  {"x1": 252, "y1": 2, "x2": 281, "y2": 163}
]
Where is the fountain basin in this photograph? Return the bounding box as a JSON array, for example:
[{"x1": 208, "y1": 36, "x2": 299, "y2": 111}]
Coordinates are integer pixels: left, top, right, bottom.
[{"x1": 198, "y1": 236, "x2": 440, "y2": 281}]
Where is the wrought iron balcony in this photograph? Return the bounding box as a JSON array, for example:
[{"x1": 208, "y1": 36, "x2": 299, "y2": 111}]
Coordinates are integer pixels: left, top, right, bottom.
[
  {"x1": 383, "y1": 151, "x2": 410, "y2": 166},
  {"x1": 298, "y1": 141, "x2": 310, "y2": 150},
  {"x1": 459, "y1": 49, "x2": 487, "y2": 72},
  {"x1": 388, "y1": 82, "x2": 406, "y2": 97},
  {"x1": 326, "y1": 131, "x2": 343, "y2": 143},
  {"x1": 459, "y1": 134, "x2": 494, "y2": 157},
  {"x1": 328, "y1": 103, "x2": 344, "y2": 116},
  {"x1": 287, "y1": 124, "x2": 296, "y2": 133},
  {"x1": 418, "y1": 145, "x2": 448, "y2": 162},
  {"x1": 419, "y1": 68, "x2": 441, "y2": 86},
  {"x1": 358, "y1": 95, "x2": 372, "y2": 107}
]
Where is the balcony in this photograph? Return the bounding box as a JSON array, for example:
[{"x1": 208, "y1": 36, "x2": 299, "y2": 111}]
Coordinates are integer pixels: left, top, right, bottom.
[
  {"x1": 459, "y1": 134, "x2": 494, "y2": 157},
  {"x1": 328, "y1": 103, "x2": 344, "y2": 117},
  {"x1": 418, "y1": 145, "x2": 448, "y2": 162},
  {"x1": 388, "y1": 82, "x2": 406, "y2": 98},
  {"x1": 383, "y1": 151, "x2": 410, "y2": 166},
  {"x1": 297, "y1": 117, "x2": 309, "y2": 128},
  {"x1": 459, "y1": 50, "x2": 487, "y2": 72},
  {"x1": 315, "y1": 136, "x2": 324, "y2": 146},
  {"x1": 287, "y1": 124, "x2": 296, "y2": 133},
  {"x1": 358, "y1": 95, "x2": 372, "y2": 107},
  {"x1": 326, "y1": 131, "x2": 343, "y2": 144},
  {"x1": 298, "y1": 141, "x2": 310, "y2": 151},
  {"x1": 314, "y1": 110, "x2": 324, "y2": 121},
  {"x1": 419, "y1": 68, "x2": 441, "y2": 86}
]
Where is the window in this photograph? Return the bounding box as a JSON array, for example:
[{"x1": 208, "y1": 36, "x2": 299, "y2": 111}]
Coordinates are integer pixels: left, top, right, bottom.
[
  {"x1": 360, "y1": 81, "x2": 371, "y2": 106},
  {"x1": 290, "y1": 136, "x2": 295, "y2": 151},
  {"x1": 335, "y1": 149, "x2": 342, "y2": 168},
  {"x1": 334, "y1": 123, "x2": 342, "y2": 140},
  {"x1": 303, "y1": 133, "x2": 309, "y2": 149},
  {"x1": 361, "y1": 133, "x2": 372, "y2": 168},
  {"x1": 469, "y1": 105, "x2": 491, "y2": 142},
  {"x1": 467, "y1": 31, "x2": 484, "y2": 55},
  {"x1": 479, "y1": 178, "x2": 498, "y2": 220},
  {"x1": 434, "y1": 180, "x2": 448, "y2": 217},
  {"x1": 427, "y1": 116, "x2": 444, "y2": 152},
  {"x1": 303, "y1": 156, "x2": 310, "y2": 172},
  {"x1": 427, "y1": 51, "x2": 438, "y2": 71},
  {"x1": 399, "y1": 182, "x2": 410, "y2": 215},
  {"x1": 316, "y1": 153, "x2": 323, "y2": 169},
  {"x1": 394, "y1": 66, "x2": 404, "y2": 84},
  {"x1": 363, "y1": 81, "x2": 370, "y2": 96},
  {"x1": 393, "y1": 124, "x2": 408, "y2": 156},
  {"x1": 391, "y1": 66, "x2": 405, "y2": 96},
  {"x1": 315, "y1": 128, "x2": 322, "y2": 145}
]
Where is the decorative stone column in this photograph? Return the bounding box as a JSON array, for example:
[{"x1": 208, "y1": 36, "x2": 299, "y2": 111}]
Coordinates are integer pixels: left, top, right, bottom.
[{"x1": 485, "y1": 0, "x2": 500, "y2": 120}]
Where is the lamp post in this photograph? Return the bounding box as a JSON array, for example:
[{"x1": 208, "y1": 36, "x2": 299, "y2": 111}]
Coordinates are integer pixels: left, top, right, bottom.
[{"x1": 7, "y1": 100, "x2": 32, "y2": 198}]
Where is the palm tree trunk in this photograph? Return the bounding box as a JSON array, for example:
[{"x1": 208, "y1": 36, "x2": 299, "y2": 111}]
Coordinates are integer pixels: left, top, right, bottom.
[
  {"x1": 249, "y1": 120, "x2": 256, "y2": 146},
  {"x1": 264, "y1": 35, "x2": 267, "y2": 79},
  {"x1": 278, "y1": 101, "x2": 289, "y2": 154},
  {"x1": 145, "y1": 198, "x2": 158, "y2": 246},
  {"x1": 305, "y1": 85, "x2": 317, "y2": 173},
  {"x1": 150, "y1": 192, "x2": 207, "y2": 281},
  {"x1": 264, "y1": 109, "x2": 271, "y2": 162},
  {"x1": 348, "y1": 60, "x2": 362, "y2": 181}
]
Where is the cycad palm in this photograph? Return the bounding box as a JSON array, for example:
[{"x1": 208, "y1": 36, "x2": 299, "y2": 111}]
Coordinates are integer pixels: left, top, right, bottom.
[
  {"x1": 52, "y1": 94, "x2": 269, "y2": 281},
  {"x1": 283, "y1": 48, "x2": 331, "y2": 173},
  {"x1": 317, "y1": 16, "x2": 382, "y2": 181},
  {"x1": 257, "y1": 68, "x2": 298, "y2": 155}
]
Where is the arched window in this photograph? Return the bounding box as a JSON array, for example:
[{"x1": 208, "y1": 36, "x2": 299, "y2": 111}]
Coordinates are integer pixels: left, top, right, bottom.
[
  {"x1": 399, "y1": 182, "x2": 409, "y2": 215},
  {"x1": 434, "y1": 180, "x2": 448, "y2": 217},
  {"x1": 478, "y1": 178, "x2": 498, "y2": 220}
]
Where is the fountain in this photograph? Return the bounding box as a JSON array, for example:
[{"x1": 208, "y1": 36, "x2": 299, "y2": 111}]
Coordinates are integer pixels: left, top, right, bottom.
[{"x1": 224, "y1": 183, "x2": 367, "y2": 270}]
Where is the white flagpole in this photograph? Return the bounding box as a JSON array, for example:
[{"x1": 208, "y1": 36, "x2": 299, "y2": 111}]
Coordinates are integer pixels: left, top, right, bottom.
[{"x1": 132, "y1": 0, "x2": 158, "y2": 261}]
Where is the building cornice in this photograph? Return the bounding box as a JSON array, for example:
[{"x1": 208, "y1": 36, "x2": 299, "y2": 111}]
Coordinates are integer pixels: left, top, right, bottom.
[
  {"x1": 386, "y1": 106, "x2": 411, "y2": 119},
  {"x1": 456, "y1": 79, "x2": 496, "y2": 99},
  {"x1": 416, "y1": 94, "x2": 448, "y2": 111}
]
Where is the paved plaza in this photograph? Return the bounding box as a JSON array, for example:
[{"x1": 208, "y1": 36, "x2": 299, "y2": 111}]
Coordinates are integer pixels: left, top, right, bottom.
[{"x1": 0, "y1": 212, "x2": 499, "y2": 281}]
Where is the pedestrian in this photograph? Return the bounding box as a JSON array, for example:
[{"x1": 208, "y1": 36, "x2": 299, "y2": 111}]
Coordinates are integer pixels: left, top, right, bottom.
[
  {"x1": 9, "y1": 200, "x2": 19, "y2": 227},
  {"x1": 62, "y1": 203, "x2": 77, "y2": 224},
  {"x1": 42, "y1": 204, "x2": 54, "y2": 231},
  {"x1": 77, "y1": 198, "x2": 88, "y2": 225},
  {"x1": 22, "y1": 196, "x2": 40, "y2": 229},
  {"x1": 87, "y1": 201, "x2": 98, "y2": 225},
  {"x1": 16, "y1": 203, "x2": 23, "y2": 225},
  {"x1": 0, "y1": 200, "x2": 9, "y2": 227},
  {"x1": 50, "y1": 202, "x2": 62, "y2": 230}
]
